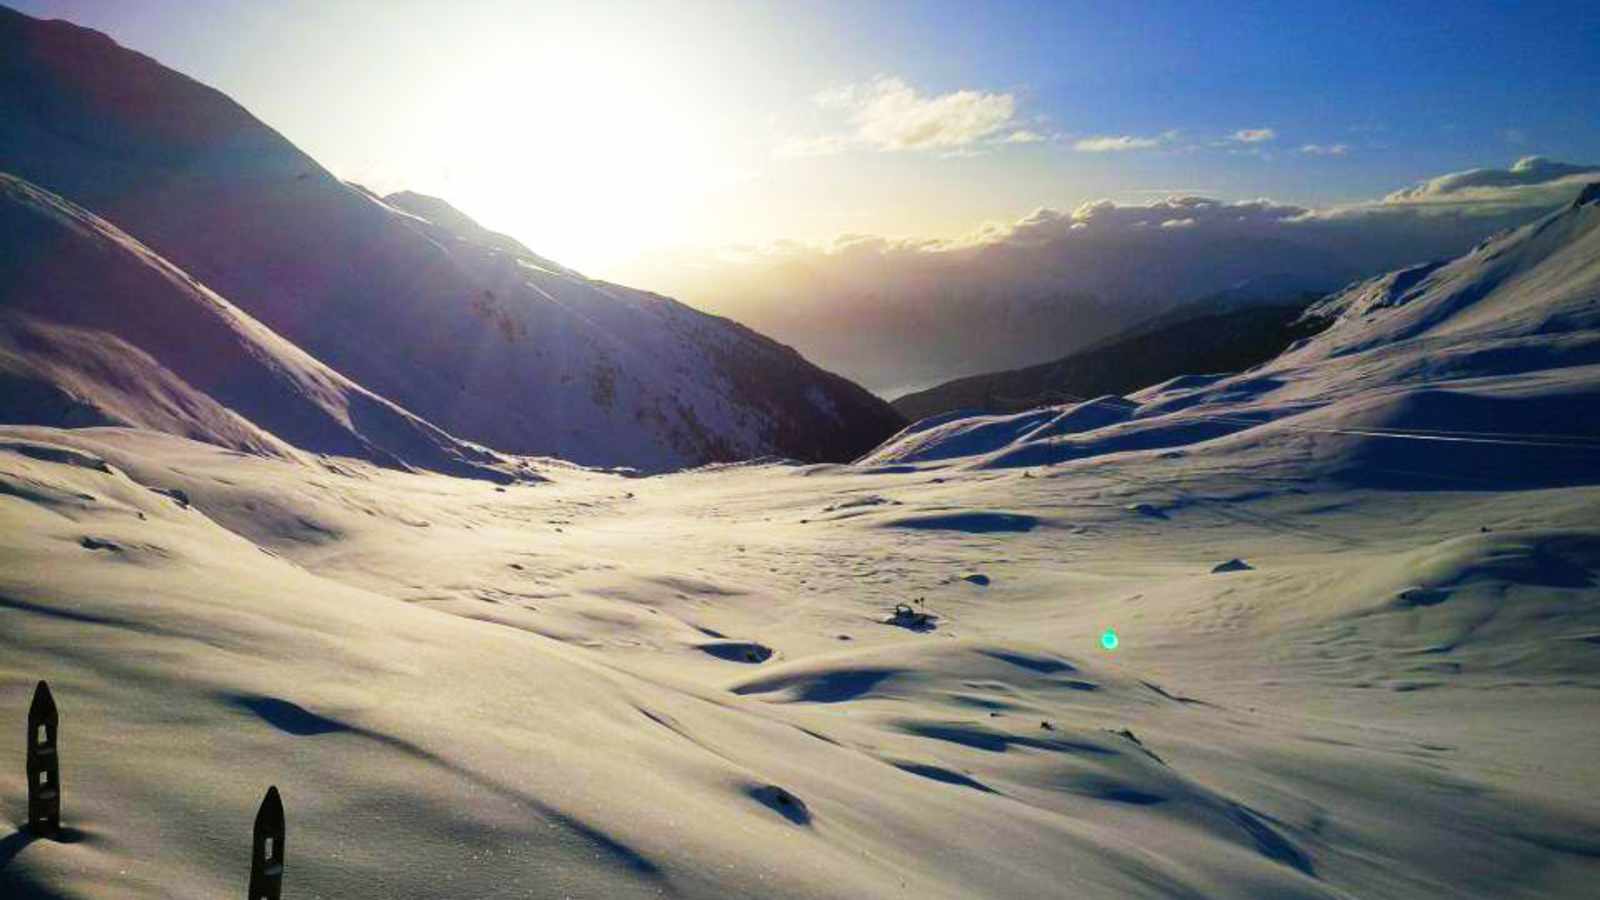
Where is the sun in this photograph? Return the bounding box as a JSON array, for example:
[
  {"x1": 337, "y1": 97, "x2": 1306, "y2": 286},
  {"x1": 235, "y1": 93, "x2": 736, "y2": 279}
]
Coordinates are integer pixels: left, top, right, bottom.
[{"x1": 396, "y1": 30, "x2": 741, "y2": 274}]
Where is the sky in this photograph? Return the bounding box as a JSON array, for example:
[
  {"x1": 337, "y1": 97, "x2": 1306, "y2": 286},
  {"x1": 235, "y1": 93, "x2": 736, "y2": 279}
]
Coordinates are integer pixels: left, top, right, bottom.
[{"x1": 9, "y1": 0, "x2": 1600, "y2": 279}]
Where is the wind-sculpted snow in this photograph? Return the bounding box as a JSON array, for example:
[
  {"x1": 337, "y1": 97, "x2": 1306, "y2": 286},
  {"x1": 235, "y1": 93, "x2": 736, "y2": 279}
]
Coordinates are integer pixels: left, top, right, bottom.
[
  {"x1": 3, "y1": 423, "x2": 1598, "y2": 897},
  {"x1": 0, "y1": 9, "x2": 902, "y2": 471}
]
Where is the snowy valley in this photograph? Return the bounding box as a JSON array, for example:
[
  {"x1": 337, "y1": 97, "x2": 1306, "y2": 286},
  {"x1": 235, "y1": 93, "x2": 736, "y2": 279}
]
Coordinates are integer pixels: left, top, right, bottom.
[
  {"x1": 2, "y1": 5, "x2": 1600, "y2": 900},
  {"x1": 3, "y1": 169, "x2": 1598, "y2": 900}
]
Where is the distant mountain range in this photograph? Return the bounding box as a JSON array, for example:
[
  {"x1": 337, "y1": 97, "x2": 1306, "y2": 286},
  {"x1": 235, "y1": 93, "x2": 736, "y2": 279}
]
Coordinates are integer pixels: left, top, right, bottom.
[
  {"x1": 0, "y1": 6, "x2": 903, "y2": 472},
  {"x1": 867, "y1": 183, "x2": 1600, "y2": 488},
  {"x1": 642, "y1": 233, "x2": 1355, "y2": 398},
  {"x1": 892, "y1": 286, "x2": 1332, "y2": 422}
]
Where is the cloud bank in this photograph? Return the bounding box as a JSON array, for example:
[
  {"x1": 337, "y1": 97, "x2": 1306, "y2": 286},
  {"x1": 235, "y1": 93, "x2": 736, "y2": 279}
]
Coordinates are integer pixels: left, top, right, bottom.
[
  {"x1": 1378, "y1": 155, "x2": 1600, "y2": 206},
  {"x1": 623, "y1": 159, "x2": 1600, "y2": 396}
]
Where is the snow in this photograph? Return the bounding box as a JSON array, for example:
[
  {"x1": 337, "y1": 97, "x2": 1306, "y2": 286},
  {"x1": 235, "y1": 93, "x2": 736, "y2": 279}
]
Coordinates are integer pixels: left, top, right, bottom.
[
  {"x1": 3, "y1": 413, "x2": 1598, "y2": 897},
  {"x1": 1, "y1": 10, "x2": 1599, "y2": 900},
  {"x1": 0, "y1": 173, "x2": 513, "y2": 483},
  {"x1": 2, "y1": 199, "x2": 1598, "y2": 896}
]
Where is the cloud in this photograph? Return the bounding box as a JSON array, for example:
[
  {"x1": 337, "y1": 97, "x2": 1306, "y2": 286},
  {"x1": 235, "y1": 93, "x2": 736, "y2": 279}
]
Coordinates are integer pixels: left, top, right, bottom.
[
  {"x1": 1299, "y1": 143, "x2": 1350, "y2": 156},
  {"x1": 1377, "y1": 156, "x2": 1600, "y2": 206},
  {"x1": 786, "y1": 76, "x2": 1022, "y2": 155},
  {"x1": 1073, "y1": 135, "x2": 1159, "y2": 152},
  {"x1": 1072, "y1": 131, "x2": 1177, "y2": 153},
  {"x1": 1230, "y1": 128, "x2": 1277, "y2": 143},
  {"x1": 971, "y1": 195, "x2": 1309, "y2": 247},
  {"x1": 617, "y1": 159, "x2": 1600, "y2": 395}
]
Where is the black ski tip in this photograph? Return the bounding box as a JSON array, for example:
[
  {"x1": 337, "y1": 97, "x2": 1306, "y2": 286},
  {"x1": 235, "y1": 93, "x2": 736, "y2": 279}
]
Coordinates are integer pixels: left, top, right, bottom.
[
  {"x1": 248, "y1": 785, "x2": 286, "y2": 899},
  {"x1": 256, "y1": 785, "x2": 284, "y2": 828},
  {"x1": 29, "y1": 680, "x2": 57, "y2": 720}
]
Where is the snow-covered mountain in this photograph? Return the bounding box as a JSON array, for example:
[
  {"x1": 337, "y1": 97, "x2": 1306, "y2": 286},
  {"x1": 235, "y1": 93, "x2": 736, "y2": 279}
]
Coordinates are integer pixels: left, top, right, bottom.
[
  {"x1": 0, "y1": 172, "x2": 519, "y2": 480},
  {"x1": 868, "y1": 185, "x2": 1600, "y2": 488},
  {"x1": 890, "y1": 291, "x2": 1328, "y2": 422},
  {"x1": 0, "y1": 6, "x2": 902, "y2": 471}
]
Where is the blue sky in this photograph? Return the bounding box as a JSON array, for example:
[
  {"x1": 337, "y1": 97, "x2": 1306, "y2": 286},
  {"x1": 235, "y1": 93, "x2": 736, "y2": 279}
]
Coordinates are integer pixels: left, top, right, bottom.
[
  {"x1": 9, "y1": 0, "x2": 1599, "y2": 274},
  {"x1": 806, "y1": 0, "x2": 1600, "y2": 197}
]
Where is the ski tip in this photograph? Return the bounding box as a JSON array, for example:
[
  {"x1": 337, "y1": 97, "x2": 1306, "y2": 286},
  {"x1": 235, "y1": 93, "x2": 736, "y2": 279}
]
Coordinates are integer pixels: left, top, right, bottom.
[
  {"x1": 256, "y1": 785, "x2": 285, "y2": 828},
  {"x1": 30, "y1": 680, "x2": 57, "y2": 718}
]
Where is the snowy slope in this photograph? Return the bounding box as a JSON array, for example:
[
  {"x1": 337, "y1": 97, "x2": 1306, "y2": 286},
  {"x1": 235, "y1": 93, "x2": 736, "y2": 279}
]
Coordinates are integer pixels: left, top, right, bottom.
[
  {"x1": 0, "y1": 191, "x2": 1596, "y2": 900},
  {"x1": 0, "y1": 172, "x2": 517, "y2": 481},
  {"x1": 0, "y1": 7, "x2": 902, "y2": 471},
  {"x1": 2, "y1": 419, "x2": 1597, "y2": 898},
  {"x1": 867, "y1": 188, "x2": 1600, "y2": 488}
]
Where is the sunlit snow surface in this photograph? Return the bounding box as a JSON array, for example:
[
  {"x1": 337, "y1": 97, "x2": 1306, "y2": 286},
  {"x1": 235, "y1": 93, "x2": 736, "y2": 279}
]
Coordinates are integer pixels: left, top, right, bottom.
[
  {"x1": 3, "y1": 426, "x2": 1598, "y2": 899},
  {"x1": 3, "y1": 201, "x2": 1600, "y2": 898}
]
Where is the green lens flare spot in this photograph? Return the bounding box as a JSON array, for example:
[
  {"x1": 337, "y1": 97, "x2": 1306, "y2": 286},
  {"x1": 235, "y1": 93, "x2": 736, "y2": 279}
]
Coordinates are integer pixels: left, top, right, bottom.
[{"x1": 1100, "y1": 628, "x2": 1119, "y2": 650}]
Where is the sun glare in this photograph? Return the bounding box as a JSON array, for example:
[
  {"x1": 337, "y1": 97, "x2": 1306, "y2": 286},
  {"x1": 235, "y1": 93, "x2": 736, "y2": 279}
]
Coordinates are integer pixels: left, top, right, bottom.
[{"x1": 403, "y1": 31, "x2": 740, "y2": 273}]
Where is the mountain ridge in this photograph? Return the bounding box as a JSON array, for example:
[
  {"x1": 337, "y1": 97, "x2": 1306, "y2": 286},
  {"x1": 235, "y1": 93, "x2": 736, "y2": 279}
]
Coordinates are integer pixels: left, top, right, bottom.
[
  {"x1": 0, "y1": 5, "x2": 903, "y2": 471},
  {"x1": 891, "y1": 289, "x2": 1331, "y2": 422},
  {"x1": 0, "y1": 171, "x2": 521, "y2": 480},
  {"x1": 868, "y1": 194, "x2": 1600, "y2": 488}
]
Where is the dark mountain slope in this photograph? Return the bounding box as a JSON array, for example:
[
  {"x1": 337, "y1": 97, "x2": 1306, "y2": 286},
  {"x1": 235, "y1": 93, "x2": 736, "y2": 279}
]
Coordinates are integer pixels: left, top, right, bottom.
[{"x1": 892, "y1": 297, "x2": 1332, "y2": 422}]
